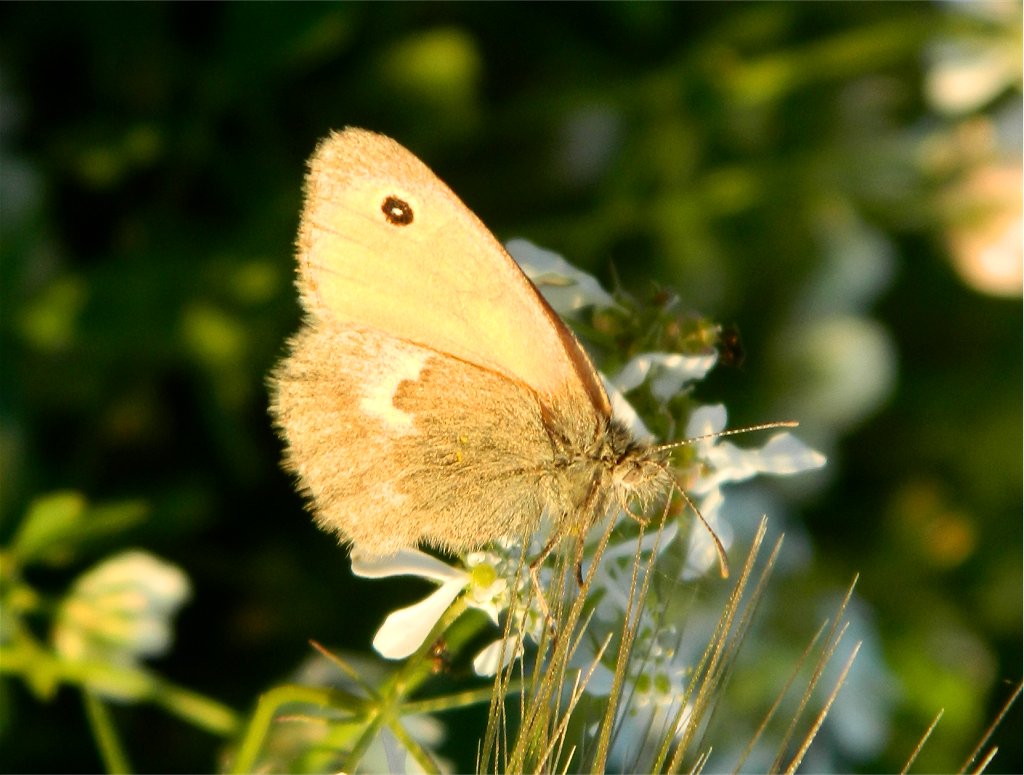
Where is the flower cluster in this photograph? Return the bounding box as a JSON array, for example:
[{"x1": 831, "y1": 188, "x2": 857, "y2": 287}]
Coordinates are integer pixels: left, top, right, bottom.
[
  {"x1": 351, "y1": 240, "x2": 826, "y2": 684},
  {"x1": 52, "y1": 550, "x2": 191, "y2": 670}
]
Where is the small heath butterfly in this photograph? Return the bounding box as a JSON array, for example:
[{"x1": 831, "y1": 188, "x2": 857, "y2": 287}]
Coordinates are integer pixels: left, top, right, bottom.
[{"x1": 270, "y1": 128, "x2": 724, "y2": 575}]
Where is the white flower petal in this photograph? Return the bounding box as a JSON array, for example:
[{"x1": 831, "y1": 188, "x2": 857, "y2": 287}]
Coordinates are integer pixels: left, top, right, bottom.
[
  {"x1": 700, "y1": 441, "x2": 762, "y2": 488},
  {"x1": 75, "y1": 551, "x2": 191, "y2": 611},
  {"x1": 372, "y1": 579, "x2": 466, "y2": 659},
  {"x1": 507, "y1": 238, "x2": 616, "y2": 313},
  {"x1": 464, "y1": 581, "x2": 509, "y2": 626},
  {"x1": 472, "y1": 635, "x2": 522, "y2": 676},
  {"x1": 613, "y1": 352, "x2": 717, "y2": 399},
  {"x1": 756, "y1": 432, "x2": 828, "y2": 474},
  {"x1": 52, "y1": 550, "x2": 190, "y2": 667},
  {"x1": 694, "y1": 433, "x2": 827, "y2": 494},
  {"x1": 580, "y1": 661, "x2": 615, "y2": 697},
  {"x1": 684, "y1": 404, "x2": 728, "y2": 438},
  {"x1": 603, "y1": 376, "x2": 654, "y2": 440},
  {"x1": 351, "y1": 548, "x2": 468, "y2": 585}
]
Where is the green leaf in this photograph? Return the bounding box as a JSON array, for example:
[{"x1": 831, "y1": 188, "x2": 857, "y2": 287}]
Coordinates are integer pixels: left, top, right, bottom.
[
  {"x1": 11, "y1": 492, "x2": 87, "y2": 562},
  {"x1": 10, "y1": 492, "x2": 148, "y2": 566}
]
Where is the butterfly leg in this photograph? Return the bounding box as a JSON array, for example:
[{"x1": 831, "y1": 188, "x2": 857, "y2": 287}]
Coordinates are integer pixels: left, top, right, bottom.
[
  {"x1": 528, "y1": 530, "x2": 561, "y2": 634},
  {"x1": 621, "y1": 501, "x2": 650, "y2": 526}
]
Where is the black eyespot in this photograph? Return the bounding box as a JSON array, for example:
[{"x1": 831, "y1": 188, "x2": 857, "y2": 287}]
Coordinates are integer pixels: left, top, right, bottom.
[{"x1": 381, "y1": 195, "x2": 414, "y2": 226}]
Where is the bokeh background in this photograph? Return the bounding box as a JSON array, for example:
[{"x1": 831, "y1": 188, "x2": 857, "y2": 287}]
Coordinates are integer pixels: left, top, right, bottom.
[{"x1": 1, "y1": 3, "x2": 1020, "y2": 772}]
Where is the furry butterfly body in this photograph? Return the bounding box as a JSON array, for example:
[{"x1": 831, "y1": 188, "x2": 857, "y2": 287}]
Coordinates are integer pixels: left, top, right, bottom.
[{"x1": 270, "y1": 129, "x2": 670, "y2": 559}]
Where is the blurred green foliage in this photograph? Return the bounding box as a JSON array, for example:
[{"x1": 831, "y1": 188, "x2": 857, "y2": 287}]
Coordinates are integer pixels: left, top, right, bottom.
[{"x1": 1, "y1": 3, "x2": 1019, "y2": 772}]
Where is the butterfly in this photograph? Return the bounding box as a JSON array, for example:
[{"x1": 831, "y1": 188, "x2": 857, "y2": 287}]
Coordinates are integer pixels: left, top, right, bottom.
[{"x1": 269, "y1": 128, "x2": 740, "y2": 588}]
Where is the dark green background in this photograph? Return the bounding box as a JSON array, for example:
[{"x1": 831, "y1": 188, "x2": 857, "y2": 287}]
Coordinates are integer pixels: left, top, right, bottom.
[{"x1": 2, "y1": 3, "x2": 1020, "y2": 772}]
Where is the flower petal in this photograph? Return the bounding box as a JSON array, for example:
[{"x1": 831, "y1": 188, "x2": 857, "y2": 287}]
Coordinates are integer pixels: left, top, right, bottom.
[
  {"x1": 603, "y1": 376, "x2": 654, "y2": 440},
  {"x1": 756, "y1": 432, "x2": 828, "y2": 474},
  {"x1": 52, "y1": 550, "x2": 190, "y2": 667},
  {"x1": 694, "y1": 433, "x2": 827, "y2": 494},
  {"x1": 613, "y1": 353, "x2": 717, "y2": 399},
  {"x1": 373, "y1": 579, "x2": 467, "y2": 659},
  {"x1": 507, "y1": 238, "x2": 616, "y2": 312},
  {"x1": 472, "y1": 635, "x2": 523, "y2": 676},
  {"x1": 684, "y1": 403, "x2": 728, "y2": 438},
  {"x1": 351, "y1": 548, "x2": 468, "y2": 584}
]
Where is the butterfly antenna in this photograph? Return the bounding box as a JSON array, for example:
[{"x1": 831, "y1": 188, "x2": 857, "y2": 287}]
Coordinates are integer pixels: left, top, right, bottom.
[
  {"x1": 654, "y1": 420, "x2": 798, "y2": 454},
  {"x1": 672, "y1": 478, "x2": 730, "y2": 579},
  {"x1": 650, "y1": 420, "x2": 798, "y2": 577}
]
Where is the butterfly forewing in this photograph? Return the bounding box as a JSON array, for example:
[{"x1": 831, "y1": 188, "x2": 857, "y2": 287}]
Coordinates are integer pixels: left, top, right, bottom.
[{"x1": 298, "y1": 128, "x2": 609, "y2": 416}]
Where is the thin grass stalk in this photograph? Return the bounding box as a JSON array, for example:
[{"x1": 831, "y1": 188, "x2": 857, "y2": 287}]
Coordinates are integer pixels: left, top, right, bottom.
[
  {"x1": 589, "y1": 525, "x2": 648, "y2": 770},
  {"x1": 480, "y1": 548, "x2": 532, "y2": 772},
  {"x1": 505, "y1": 517, "x2": 618, "y2": 773},
  {"x1": 541, "y1": 608, "x2": 601, "y2": 771},
  {"x1": 688, "y1": 746, "x2": 712, "y2": 775},
  {"x1": 784, "y1": 640, "x2": 861, "y2": 774},
  {"x1": 401, "y1": 684, "x2": 517, "y2": 716},
  {"x1": 512, "y1": 551, "x2": 572, "y2": 769},
  {"x1": 83, "y1": 690, "x2": 131, "y2": 774},
  {"x1": 343, "y1": 596, "x2": 469, "y2": 772},
  {"x1": 230, "y1": 684, "x2": 366, "y2": 773},
  {"x1": 386, "y1": 715, "x2": 443, "y2": 775},
  {"x1": 689, "y1": 533, "x2": 785, "y2": 760},
  {"x1": 651, "y1": 612, "x2": 720, "y2": 773},
  {"x1": 900, "y1": 709, "x2": 944, "y2": 775},
  {"x1": 768, "y1": 620, "x2": 850, "y2": 771},
  {"x1": 664, "y1": 518, "x2": 770, "y2": 772},
  {"x1": 308, "y1": 640, "x2": 379, "y2": 699},
  {"x1": 768, "y1": 576, "x2": 858, "y2": 772},
  {"x1": 957, "y1": 681, "x2": 1022, "y2": 774},
  {"x1": 968, "y1": 746, "x2": 999, "y2": 774},
  {"x1": 590, "y1": 518, "x2": 673, "y2": 772},
  {"x1": 609, "y1": 514, "x2": 684, "y2": 772},
  {"x1": 508, "y1": 559, "x2": 568, "y2": 770},
  {"x1": 607, "y1": 563, "x2": 685, "y2": 770},
  {"x1": 731, "y1": 621, "x2": 828, "y2": 774},
  {"x1": 538, "y1": 633, "x2": 612, "y2": 771}
]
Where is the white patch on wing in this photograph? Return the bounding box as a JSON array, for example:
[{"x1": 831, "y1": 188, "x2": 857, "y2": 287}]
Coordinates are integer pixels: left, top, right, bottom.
[
  {"x1": 359, "y1": 342, "x2": 430, "y2": 431},
  {"x1": 372, "y1": 480, "x2": 407, "y2": 509}
]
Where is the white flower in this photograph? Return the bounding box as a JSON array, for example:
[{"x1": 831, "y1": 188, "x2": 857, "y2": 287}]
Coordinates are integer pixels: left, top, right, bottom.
[
  {"x1": 685, "y1": 404, "x2": 827, "y2": 495},
  {"x1": 582, "y1": 622, "x2": 698, "y2": 768},
  {"x1": 351, "y1": 544, "x2": 545, "y2": 673},
  {"x1": 508, "y1": 237, "x2": 617, "y2": 313},
  {"x1": 52, "y1": 550, "x2": 191, "y2": 668},
  {"x1": 351, "y1": 549, "x2": 470, "y2": 660},
  {"x1": 612, "y1": 351, "x2": 718, "y2": 404},
  {"x1": 589, "y1": 519, "x2": 681, "y2": 627},
  {"x1": 677, "y1": 404, "x2": 826, "y2": 578},
  {"x1": 925, "y1": 38, "x2": 1018, "y2": 116},
  {"x1": 351, "y1": 246, "x2": 829, "y2": 686}
]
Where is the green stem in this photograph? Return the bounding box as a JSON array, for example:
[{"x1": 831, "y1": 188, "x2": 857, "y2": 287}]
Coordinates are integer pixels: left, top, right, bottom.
[
  {"x1": 229, "y1": 588, "x2": 508, "y2": 771},
  {"x1": 400, "y1": 682, "x2": 522, "y2": 716},
  {"x1": 83, "y1": 690, "x2": 131, "y2": 774},
  {"x1": 0, "y1": 645, "x2": 239, "y2": 736},
  {"x1": 229, "y1": 683, "x2": 366, "y2": 774},
  {"x1": 344, "y1": 596, "x2": 469, "y2": 772},
  {"x1": 386, "y1": 717, "x2": 442, "y2": 775}
]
